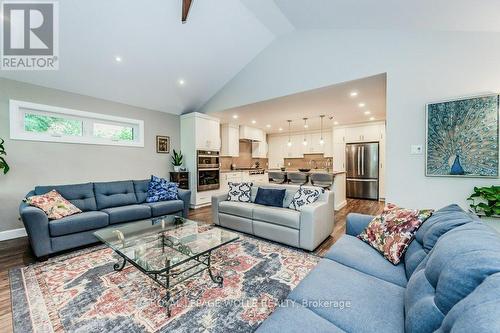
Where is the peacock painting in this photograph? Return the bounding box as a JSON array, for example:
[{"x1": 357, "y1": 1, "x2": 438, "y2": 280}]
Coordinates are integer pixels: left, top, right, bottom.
[{"x1": 426, "y1": 94, "x2": 499, "y2": 178}]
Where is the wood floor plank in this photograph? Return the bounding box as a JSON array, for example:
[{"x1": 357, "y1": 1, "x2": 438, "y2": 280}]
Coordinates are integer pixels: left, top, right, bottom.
[{"x1": 0, "y1": 198, "x2": 383, "y2": 332}]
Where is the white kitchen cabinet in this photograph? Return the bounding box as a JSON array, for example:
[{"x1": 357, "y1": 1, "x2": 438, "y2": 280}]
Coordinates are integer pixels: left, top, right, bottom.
[
  {"x1": 333, "y1": 142, "x2": 346, "y2": 171},
  {"x1": 268, "y1": 135, "x2": 287, "y2": 169},
  {"x1": 333, "y1": 128, "x2": 346, "y2": 144},
  {"x1": 303, "y1": 132, "x2": 332, "y2": 156},
  {"x1": 344, "y1": 124, "x2": 383, "y2": 143},
  {"x1": 220, "y1": 172, "x2": 242, "y2": 192},
  {"x1": 286, "y1": 134, "x2": 305, "y2": 158},
  {"x1": 220, "y1": 124, "x2": 239, "y2": 156},
  {"x1": 191, "y1": 114, "x2": 220, "y2": 150},
  {"x1": 252, "y1": 141, "x2": 268, "y2": 158},
  {"x1": 239, "y1": 125, "x2": 265, "y2": 142}
]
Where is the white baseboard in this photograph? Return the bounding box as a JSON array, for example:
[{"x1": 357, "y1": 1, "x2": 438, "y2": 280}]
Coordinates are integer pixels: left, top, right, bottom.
[
  {"x1": 335, "y1": 200, "x2": 347, "y2": 211},
  {"x1": 0, "y1": 227, "x2": 27, "y2": 241}
]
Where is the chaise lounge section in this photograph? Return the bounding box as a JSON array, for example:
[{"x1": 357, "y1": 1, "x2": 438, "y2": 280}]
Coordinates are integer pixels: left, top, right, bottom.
[
  {"x1": 20, "y1": 179, "x2": 191, "y2": 258},
  {"x1": 257, "y1": 204, "x2": 500, "y2": 332}
]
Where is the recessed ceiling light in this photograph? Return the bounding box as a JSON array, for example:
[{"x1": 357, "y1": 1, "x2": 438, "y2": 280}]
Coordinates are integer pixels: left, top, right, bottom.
[
  {"x1": 364, "y1": 111, "x2": 371, "y2": 115},
  {"x1": 251, "y1": 120, "x2": 256, "y2": 124},
  {"x1": 266, "y1": 124, "x2": 271, "y2": 128},
  {"x1": 369, "y1": 117, "x2": 375, "y2": 121},
  {"x1": 334, "y1": 121, "x2": 339, "y2": 125},
  {"x1": 278, "y1": 127, "x2": 283, "y2": 131},
  {"x1": 358, "y1": 102, "x2": 366, "y2": 108},
  {"x1": 178, "y1": 79, "x2": 185, "y2": 86},
  {"x1": 115, "y1": 56, "x2": 122, "y2": 62},
  {"x1": 350, "y1": 91, "x2": 358, "y2": 97},
  {"x1": 232, "y1": 114, "x2": 238, "y2": 119}
]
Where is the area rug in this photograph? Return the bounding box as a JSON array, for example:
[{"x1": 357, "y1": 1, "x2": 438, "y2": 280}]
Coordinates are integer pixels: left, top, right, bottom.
[{"x1": 10, "y1": 234, "x2": 319, "y2": 333}]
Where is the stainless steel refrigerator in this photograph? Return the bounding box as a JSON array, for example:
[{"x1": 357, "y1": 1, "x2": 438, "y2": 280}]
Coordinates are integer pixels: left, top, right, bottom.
[{"x1": 346, "y1": 142, "x2": 379, "y2": 200}]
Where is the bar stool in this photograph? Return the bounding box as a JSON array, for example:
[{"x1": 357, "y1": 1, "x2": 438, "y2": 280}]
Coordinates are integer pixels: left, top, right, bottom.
[
  {"x1": 287, "y1": 172, "x2": 309, "y2": 185},
  {"x1": 310, "y1": 173, "x2": 334, "y2": 190},
  {"x1": 268, "y1": 171, "x2": 287, "y2": 184}
]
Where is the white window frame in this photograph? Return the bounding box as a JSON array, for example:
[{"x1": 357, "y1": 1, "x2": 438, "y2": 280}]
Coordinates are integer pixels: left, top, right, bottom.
[{"x1": 9, "y1": 99, "x2": 144, "y2": 147}]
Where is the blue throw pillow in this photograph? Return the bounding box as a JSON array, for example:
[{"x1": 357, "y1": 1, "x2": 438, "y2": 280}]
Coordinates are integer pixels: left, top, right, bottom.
[
  {"x1": 254, "y1": 187, "x2": 286, "y2": 208},
  {"x1": 146, "y1": 175, "x2": 178, "y2": 203}
]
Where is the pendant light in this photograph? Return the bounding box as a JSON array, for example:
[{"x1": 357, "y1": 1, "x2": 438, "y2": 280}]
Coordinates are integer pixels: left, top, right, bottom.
[
  {"x1": 319, "y1": 115, "x2": 325, "y2": 145},
  {"x1": 303, "y1": 118, "x2": 308, "y2": 146},
  {"x1": 287, "y1": 120, "x2": 292, "y2": 147}
]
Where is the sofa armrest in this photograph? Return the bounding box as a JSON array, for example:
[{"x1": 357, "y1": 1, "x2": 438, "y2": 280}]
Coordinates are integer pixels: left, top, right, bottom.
[
  {"x1": 19, "y1": 194, "x2": 52, "y2": 258},
  {"x1": 177, "y1": 189, "x2": 191, "y2": 217},
  {"x1": 346, "y1": 213, "x2": 374, "y2": 236},
  {"x1": 299, "y1": 191, "x2": 334, "y2": 251},
  {"x1": 211, "y1": 192, "x2": 228, "y2": 225}
]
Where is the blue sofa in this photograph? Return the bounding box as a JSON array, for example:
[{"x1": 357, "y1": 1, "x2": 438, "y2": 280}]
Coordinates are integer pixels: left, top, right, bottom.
[
  {"x1": 19, "y1": 180, "x2": 191, "y2": 258},
  {"x1": 257, "y1": 204, "x2": 500, "y2": 332}
]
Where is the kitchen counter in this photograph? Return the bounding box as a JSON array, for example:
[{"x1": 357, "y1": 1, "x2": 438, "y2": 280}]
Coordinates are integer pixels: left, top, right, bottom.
[{"x1": 267, "y1": 169, "x2": 346, "y2": 175}]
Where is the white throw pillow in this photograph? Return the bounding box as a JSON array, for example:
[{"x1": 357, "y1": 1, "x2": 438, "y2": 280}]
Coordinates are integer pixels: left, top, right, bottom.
[
  {"x1": 289, "y1": 186, "x2": 324, "y2": 211},
  {"x1": 227, "y1": 182, "x2": 253, "y2": 202}
]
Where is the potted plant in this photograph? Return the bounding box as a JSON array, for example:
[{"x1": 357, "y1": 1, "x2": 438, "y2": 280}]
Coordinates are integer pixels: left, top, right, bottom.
[
  {"x1": 0, "y1": 138, "x2": 9, "y2": 175},
  {"x1": 171, "y1": 149, "x2": 183, "y2": 172},
  {"x1": 467, "y1": 185, "x2": 500, "y2": 217}
]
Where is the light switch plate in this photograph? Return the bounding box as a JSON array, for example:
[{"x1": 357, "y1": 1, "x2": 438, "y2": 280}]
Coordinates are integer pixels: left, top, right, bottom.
[{"x1": 411, "y1": 145, "x2": 423, "y2": 155}]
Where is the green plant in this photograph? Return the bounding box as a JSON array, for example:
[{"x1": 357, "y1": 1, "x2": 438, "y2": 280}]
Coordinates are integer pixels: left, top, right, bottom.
[
  {"x1": 467, "y1": 185, "x2": 500, "y2": 217},
  {"x1": 171, "y1": 149, "x2": 183, "y2": 167},
  {"x1": 0, "y1": 138, "x2": 9, "y2": 175}
]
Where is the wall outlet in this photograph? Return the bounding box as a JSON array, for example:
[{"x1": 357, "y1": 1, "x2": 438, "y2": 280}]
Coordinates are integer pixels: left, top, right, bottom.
[{"x1": 411, "y1": 144, "x2": 423, "y2": 155}]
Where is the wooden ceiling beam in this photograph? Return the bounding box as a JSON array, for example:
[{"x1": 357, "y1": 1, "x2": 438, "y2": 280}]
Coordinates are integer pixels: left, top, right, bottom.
[{"x1": 182, "y1": 0, "x2": 193, "y2": 23}]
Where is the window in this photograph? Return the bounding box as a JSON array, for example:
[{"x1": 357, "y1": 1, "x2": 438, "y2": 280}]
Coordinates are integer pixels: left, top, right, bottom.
[{"x1": 10, "y1": 100, "x2": 144, "y2": 147}]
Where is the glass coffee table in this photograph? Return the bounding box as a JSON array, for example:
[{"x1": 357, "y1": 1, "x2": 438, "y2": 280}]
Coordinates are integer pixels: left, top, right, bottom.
[{"x1": 94, "y1": 215, "x2": 239, "y2": 316}]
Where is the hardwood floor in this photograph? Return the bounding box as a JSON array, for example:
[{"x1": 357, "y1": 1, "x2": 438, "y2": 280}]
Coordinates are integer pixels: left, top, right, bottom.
[{"x1": 0, "y1": 198, "x2": 383, "y2": 332}]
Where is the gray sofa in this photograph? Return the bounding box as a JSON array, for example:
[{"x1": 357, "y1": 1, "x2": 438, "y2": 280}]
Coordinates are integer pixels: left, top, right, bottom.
[
  {"x1": 257, "y1": 204, "x2": 500, "y2": 333},
  {"x1": 20, "y1": 180, "x2": 191, "y2": 258},
  {"x1": 212, "y1": 184, "x2": 334, "y2": 251}
]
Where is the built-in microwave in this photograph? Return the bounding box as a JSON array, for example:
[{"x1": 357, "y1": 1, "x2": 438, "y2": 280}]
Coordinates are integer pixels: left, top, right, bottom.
[{"x1": 197, "y1": 150, "x2": 220, "y2": 192}]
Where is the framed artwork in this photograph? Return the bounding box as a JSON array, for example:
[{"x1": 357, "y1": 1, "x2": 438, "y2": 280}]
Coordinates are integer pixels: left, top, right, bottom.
[
  {"x1": 156, "y1": 136, "x2": 170, "y2": 154},
  {"x1": 426, "y1": 94, "x2": 499, "y2": 178}
]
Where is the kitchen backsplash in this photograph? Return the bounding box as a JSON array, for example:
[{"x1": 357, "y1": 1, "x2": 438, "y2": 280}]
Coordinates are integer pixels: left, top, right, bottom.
[
  {"x1": 220, "y1": 140, "x2": 268, "y2": 169},
  {"x1": 283, "y1": 154, "x2": 333, "y2": 170}
]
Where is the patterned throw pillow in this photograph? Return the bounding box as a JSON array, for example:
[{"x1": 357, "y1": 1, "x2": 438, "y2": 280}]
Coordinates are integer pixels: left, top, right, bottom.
[
  {"x1": 289, "y1": 186, "x2": 324, "y2": 211},
  {"x1": 26, "y1": 190, "x2": 82, "y2": 220},
  {"x1": 357, "y1": 204, "x2": 434, "y2": 265},
  {"x1": 146, "y1": 175, "x2": 179, "y2": 203},
  {"x1": 227, "y1": 182, "x2": 253, "y2": 202}
]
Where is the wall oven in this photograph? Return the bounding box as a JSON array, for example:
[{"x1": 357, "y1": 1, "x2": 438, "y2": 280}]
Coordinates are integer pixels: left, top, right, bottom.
[{"x1": 197, "y1": 150, "x2": 220, "y2": 192}]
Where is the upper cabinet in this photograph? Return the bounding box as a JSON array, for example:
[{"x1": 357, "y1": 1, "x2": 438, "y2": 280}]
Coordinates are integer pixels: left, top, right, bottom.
[
  {"x1": 302, "y1": 132, "x2": 332, "y2": 156},
  {"x1": 344, "y1": 124, "x2": 384, "y2": 143},
  {"x1": 252, "y1": 141, "x2": 268, "y2": 158},
  {"x1": 239, "y1": 125, "x2": 265, "y2": 142},
  {"x1": 181, "y1": 112, "x2": 221, "y2": 151},
  {"x1": 220, "y1": 124, "x2": 239, "y2": 156}
]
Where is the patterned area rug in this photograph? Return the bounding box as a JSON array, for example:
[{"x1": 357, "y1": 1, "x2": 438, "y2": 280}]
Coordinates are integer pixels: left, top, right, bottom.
[{"x1": 10, "y1": 234, "x2": 319, "y2": 333}]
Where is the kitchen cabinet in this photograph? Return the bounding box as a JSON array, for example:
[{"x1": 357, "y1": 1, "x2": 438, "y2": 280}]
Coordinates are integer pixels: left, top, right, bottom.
[
  {"x1": 239, "y1": 125, "x2": 265, "y2": 142},
  {"x1": 191, "y1": 114, "x2": 220, "y2": 150},
  {"x1": 303, "y1": 132, "x2": 332, "y2": 156},
  {"x1": 220, "y1": 124, "x2": 239, "y2": 156},
  {"x1": 220, "y1": 172, "x2": 242, "y2": 192},
  {"x1": 252, "y1": 141, "x2": 268, "y2": 158},
  {"x1": 333, "y1": 128, "x2": 346, "y2": 144},
  {"x1": 333, "y1": 142, "x2": 346, "y2": 171},
  {"x1": 345, "y1": 124, "x2": 383, "y2": 143},
  {"x1": 268, "y1": 135, "x2": 288, "y2": 169}
]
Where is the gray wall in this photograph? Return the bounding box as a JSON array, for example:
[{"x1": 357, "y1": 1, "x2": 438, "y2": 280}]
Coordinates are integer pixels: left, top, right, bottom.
[{"x1": 0, "y1": 78, "x2": 180, "y2": 233}]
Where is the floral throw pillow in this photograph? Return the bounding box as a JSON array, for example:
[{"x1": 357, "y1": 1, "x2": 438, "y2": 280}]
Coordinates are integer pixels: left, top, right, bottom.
[
  {"x1": 26, "y1": 190, "x2": 82, "y2": 220},
  {"x1": 289, "y1": 186, "x2": 324, "y2": 211},
  {"x1": 357, "y1": 204, "x2": 434, "y2": 265},
  {"x1": 227, "y1": 182, "x2": 253, "y2": 202},
  {"x1": 146, "y1": 175, "x2": 179, "y2": 203}
]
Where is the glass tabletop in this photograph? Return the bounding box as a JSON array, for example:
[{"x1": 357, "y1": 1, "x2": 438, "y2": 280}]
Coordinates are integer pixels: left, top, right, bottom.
[{"x1": 94, "y1": 215, "x2": 239, "y2": 273}]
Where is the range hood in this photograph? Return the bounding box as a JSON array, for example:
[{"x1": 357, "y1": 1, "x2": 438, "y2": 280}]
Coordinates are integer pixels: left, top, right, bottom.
[{"x1": 239, "y1": 125, "x2": 264, "y2": 142}]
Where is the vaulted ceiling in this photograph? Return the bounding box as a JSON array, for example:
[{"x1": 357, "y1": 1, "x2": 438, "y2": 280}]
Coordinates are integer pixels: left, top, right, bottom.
[{"x1": 2, "y1": 0, "x2": 500, "y2": 115}]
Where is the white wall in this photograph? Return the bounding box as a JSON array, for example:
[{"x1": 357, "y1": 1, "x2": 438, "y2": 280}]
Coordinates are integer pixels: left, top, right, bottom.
[
  {"x1": 201, "y1": 29, "x2": 500, "y2": 209},
  {"x1": 0, "y1": 78, "x2": 180, "y2": 233}
]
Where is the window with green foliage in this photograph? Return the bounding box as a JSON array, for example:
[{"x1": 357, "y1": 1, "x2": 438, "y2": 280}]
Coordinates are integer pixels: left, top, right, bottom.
[
  {"x1": 24, "y1": 113, "x2": 83, "y2": 136},
  {"x1": 93, "y1": 123, "x2": 134, "y2": 141}
]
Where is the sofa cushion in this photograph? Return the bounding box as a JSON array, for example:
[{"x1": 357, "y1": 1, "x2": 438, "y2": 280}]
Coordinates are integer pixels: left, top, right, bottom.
[
  {"x1": 254, "y1": 187, "x2": 286, "y2": 208},
  {"x1": 358, "y1": 203, "x2": 433, "y2": 265},
  {"x1": 256, "y1": 300, "x2": 345, "y2": 333},
  {"x1": 250, "y1": 185, "x2": 298, "y2": 208},
  {"x1": 288, "y1": 259, "x2": 405, "y2": 333},
  {"x1": 133, "y1": 179, "x2": 150, "y2": 203},
  {"x1": 94, "y1": 181, "x2": 137, "y2": 210},
  {"x1": 49, "y1": 211, "x2": 109, "y2": 237},
  {"x1": 325, "y1": 235, "x2": 408, "y2": 287},
  {"x1": 144, "y1": 200, "x2": 184, "y2": 217},
  {"x1": 27, "y1": 190, "x2": 82, "y2": 220},
  {"x1": 102, "y1": 204, "x2": 151, "y2": 224},
  {"x1": 219, "y1": 201, "x2": 258, "y2": 219},
  {"x1": 35, "y1": 182, "x2": 96, "y2": 211},
  {"x1": 253, "y1": 205, "x2": 300, "y2": 229},
  {"x1": 405, "y1": 222, "x2": 500, "y2": 333}
]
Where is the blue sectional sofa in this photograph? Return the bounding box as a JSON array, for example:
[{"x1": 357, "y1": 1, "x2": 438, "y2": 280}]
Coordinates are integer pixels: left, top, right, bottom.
[
  {"x1": 257, "y1": 204, "x2": 500, "y2": 332},
  {"x1": 19, "y1": 180, "x2": 191, "y2": 258}
]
